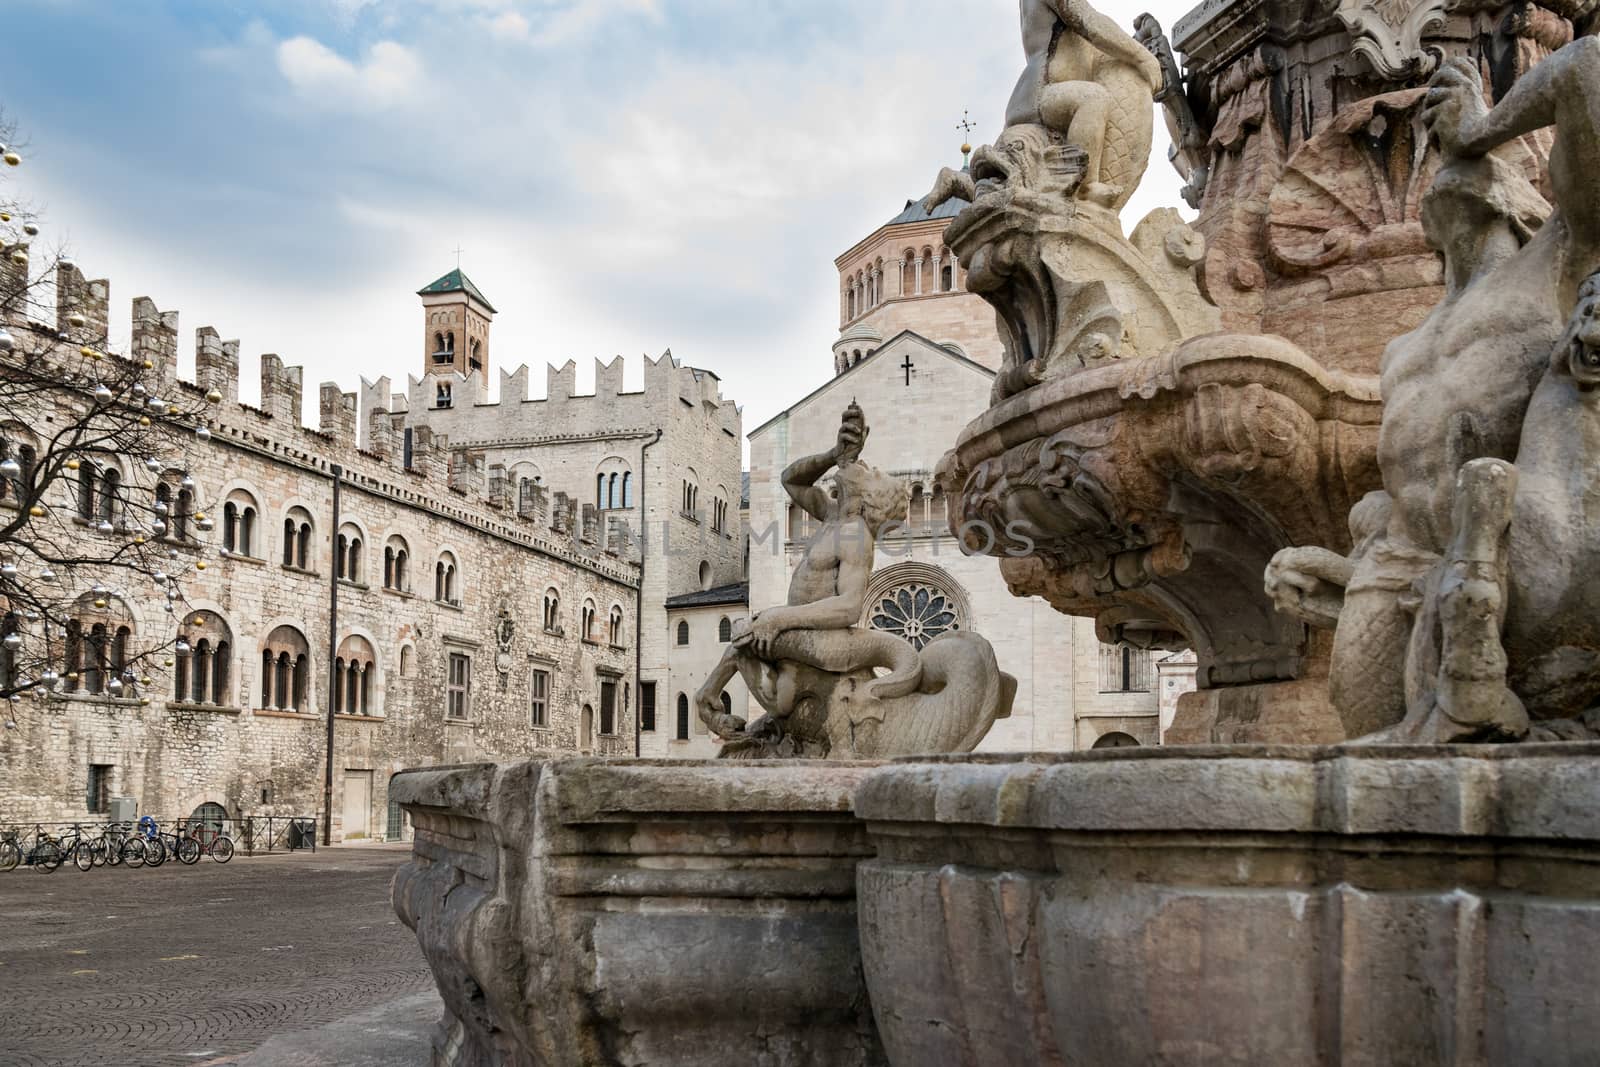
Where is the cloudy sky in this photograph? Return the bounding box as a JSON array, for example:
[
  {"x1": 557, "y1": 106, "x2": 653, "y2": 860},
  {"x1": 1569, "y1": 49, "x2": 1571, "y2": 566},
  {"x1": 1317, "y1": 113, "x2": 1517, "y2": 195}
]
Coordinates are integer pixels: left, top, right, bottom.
[{"x1": 5, "y1": 0, "x2": 1192, "y2": 449}]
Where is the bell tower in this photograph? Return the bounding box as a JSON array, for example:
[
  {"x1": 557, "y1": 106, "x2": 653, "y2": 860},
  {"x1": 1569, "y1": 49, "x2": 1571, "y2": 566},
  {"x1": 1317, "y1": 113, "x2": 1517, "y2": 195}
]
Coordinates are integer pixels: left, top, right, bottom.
[{"x1": 417, "y1": 268, "x2": 495, "y2": 387}]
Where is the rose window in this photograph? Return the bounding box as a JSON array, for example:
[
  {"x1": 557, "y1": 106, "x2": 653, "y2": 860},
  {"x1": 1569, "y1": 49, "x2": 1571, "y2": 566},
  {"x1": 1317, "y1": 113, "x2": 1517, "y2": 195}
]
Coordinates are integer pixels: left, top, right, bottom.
[{"x1": 869, "y1": 582, "x2": 961, "y2": 650}]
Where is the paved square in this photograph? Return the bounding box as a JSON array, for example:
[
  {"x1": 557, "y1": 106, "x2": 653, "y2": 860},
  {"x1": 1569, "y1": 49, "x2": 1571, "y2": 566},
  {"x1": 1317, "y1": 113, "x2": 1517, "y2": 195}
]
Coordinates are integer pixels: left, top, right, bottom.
[{"x1": 0, "y1": 845, "x2": 434, "y2": 1066}]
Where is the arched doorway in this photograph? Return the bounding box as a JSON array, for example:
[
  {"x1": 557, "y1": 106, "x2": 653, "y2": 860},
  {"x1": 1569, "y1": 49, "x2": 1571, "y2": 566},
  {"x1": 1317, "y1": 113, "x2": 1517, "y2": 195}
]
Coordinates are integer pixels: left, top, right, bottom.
[
  {"x1": 1092, "y1": 731, "x2": 1141, "y2": 749},
  {"x1": 187, "y1": 802, "x2": 229, "y2": 838},
  {"x1": 580, "y1": 704, "x2": 594, "y2": 754}
]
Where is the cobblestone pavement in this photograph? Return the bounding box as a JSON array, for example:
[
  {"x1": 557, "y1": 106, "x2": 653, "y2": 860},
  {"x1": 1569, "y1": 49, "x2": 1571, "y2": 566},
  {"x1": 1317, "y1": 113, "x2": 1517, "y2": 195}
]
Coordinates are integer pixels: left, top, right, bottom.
[{"x1": 0, "y1": 845, "x2": 434, "y2": 1067}]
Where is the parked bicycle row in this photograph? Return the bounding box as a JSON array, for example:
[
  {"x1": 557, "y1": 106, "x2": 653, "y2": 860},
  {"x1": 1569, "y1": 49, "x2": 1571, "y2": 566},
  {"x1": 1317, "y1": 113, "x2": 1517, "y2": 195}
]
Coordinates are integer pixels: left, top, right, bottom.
[{"x1": 0, "y1": 817, "x2": 234, "y2": 872}]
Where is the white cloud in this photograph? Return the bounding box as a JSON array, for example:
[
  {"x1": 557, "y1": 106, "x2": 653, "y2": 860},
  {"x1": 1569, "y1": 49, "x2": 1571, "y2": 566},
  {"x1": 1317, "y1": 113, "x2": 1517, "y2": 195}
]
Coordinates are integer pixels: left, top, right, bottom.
[
  {"x1": 486, "y1": 11, "x2": 531, "y2": 39},
  {"x1": 275, "y1": 36, "x2": 424, "y2": 111},
  {"x1": 522, "y1": 0, "x2": 660, "y2": 47}
]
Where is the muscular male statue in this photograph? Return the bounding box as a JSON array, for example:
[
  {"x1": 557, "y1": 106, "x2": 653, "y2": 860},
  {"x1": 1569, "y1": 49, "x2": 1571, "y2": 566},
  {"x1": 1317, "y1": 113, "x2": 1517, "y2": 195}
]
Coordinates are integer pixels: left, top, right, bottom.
[
  {"x1": 693, "y1": 404, "x2": 1015, "y2": 758},
  {"x1": 1007, "y1": 0, "x2": 1162, "y2": 206}
]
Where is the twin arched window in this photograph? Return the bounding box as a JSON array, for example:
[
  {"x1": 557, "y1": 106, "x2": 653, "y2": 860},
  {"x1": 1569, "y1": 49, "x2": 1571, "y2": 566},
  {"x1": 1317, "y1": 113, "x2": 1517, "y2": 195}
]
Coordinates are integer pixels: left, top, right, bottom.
[
  {"x1": 435, "y1": 551, "x2": 460, "y2": 606},
  {"x1": 63, "y1": 594, "x2": 134, "y2": 697},
  {"x1": 383, "y1": 536, "x2": 410, "y2": 592},
  {"x1": 542, "y1": 589, "x2": 562, "y2": 634},
  {"x1": 335, "y1": 523, "x2": 363, "y2": 583},
  {"x1": 0, "y1": 427, "x2": 38, "y2": 505},
  {"x1": 223, "y1": 491, "x2": 260, "y2": 557},
  {"x1": 608, "y1": 605, "x2": 624, "y2": 646},
  {"x1": 282, "y1": 507, "x2": 314, "y2": 570},
  {"x1": 155, "y1": 476, "x2": 193, "y2": 541},
  {"x1": 581, "y1": 599, "x2": 597, "y2": 642}
]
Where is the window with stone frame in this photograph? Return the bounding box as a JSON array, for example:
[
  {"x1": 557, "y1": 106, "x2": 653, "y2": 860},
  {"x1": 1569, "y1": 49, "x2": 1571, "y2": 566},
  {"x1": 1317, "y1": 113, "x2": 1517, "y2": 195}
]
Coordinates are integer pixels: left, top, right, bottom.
[
  {"x1": 530, "y1": 668, "x2": 550, "y2": 728},
  {"x1": 282, "y1": 507, "x2": 314, "y2": 570},
  {"x1": 581, "y1": 599, "x2": 597, "y2": 643},
  {"x1": 718, "y1": 616, "x2": 733, "y2": 643},
  {"x1": 1098, "y1": 642, "x2": 1154, "y2": 693},
  {"x1": 675, "y1": 692, "x2": 689, "y2": 740},
  {"x1": 608, "y1": 605, "x2": 624, "y2": 647},
  {"x1": 542, "y1": 588, "x2": 562, "y2": 634},
  {"x1": 335, "y1": 523, "x2": 364, "y2": 584},
  {"x1": 435, "y1": 551, "x2": 461, "y2": 606},
  {"x1": 639, "y1": 681, "x2": 656, "y2": 733},
  {"x1": 260, "y1": 624, "x2": 312, "y2": 712},
  {"x1": 62, "y1": 593, "x2": 135, "y2": 698},
  {"x1": 675, "y1": 619, "x2": 689, "y2": 646},
  {"x1": 334, "y1": 634, "x2": 378, "y2": 715},
  {"x1": 222, "y1": 489, "x2": 261, "y2": 557},
  {"x1": 446, "y1": 653, "x2": 471, "y2": 720},
  {"x1": 383, "y1": 535, "x2": 411, "y2": 592},
  {"x1": 599, "y1": 678, "x2": 617, "y2": 735},
  {"x1": 0, "y1": 423, "x2": 38, "y2": 507},
  {"x1": 86, "y1": 763, "x2": 112, "y2": 814},
  {"x1": 174, "y1": 611, "x2": 234, "y2": 707}
]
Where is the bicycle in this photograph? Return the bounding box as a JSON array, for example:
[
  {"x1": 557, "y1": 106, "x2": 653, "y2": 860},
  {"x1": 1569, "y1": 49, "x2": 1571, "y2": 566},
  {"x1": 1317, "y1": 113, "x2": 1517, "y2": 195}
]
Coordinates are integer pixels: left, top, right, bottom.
[
  {"x1": 121, "y1": 817, "x2": 198, "y2": 868},
  {"x1": 187, "y1": 822, "x2": 235, "y2": 864}
]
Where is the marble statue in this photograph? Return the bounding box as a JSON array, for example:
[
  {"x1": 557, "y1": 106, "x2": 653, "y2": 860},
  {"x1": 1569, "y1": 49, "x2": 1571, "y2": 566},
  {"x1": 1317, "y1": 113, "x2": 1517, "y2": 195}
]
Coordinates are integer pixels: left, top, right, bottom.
[
  {"x1": 1267, "y1": 40, "x2": 1600, "y2": 742},
  {"x1": 694, "y1": 403, "x2": 1015, "y2": 758}
]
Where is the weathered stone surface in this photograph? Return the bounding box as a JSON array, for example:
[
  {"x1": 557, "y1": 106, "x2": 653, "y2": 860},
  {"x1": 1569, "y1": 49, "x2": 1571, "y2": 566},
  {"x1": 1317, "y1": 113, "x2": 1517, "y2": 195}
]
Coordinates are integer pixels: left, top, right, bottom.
[
  {"x1": 854, "y1": 745, "x2": 1600, "y2": 1065},
  {"x1": 391, "y1": 758, "x2": 886, "y2": 1067},
  {"x1": 1269, "y1": 39, "x2": 1600, "y2": 743}
]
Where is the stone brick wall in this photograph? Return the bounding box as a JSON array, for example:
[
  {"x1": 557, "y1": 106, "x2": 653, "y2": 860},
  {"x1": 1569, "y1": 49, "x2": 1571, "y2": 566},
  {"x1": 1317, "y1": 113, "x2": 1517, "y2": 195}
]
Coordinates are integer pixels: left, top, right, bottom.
[{"x1": 0, "y1": 291, "x2": 638, "y2": 840}]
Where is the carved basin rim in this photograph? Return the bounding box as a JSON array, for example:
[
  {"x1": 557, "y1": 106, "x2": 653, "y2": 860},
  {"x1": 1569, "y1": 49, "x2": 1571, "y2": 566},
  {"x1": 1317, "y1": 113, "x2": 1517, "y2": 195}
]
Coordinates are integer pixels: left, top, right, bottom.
[
  {"x1": 391, "y1": 757, "x2": 889, "y2": 822},
  {"x1": 854, "y1": 743, "x2": 1600, "y2": 840},
  {"x1": 949, "y1": 335, "x2": 1382, "y2": 475}
]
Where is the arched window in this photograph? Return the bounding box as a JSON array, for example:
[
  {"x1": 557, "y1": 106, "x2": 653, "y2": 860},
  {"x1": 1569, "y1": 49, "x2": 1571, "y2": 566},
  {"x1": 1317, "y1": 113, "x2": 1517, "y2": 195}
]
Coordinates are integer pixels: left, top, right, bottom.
[
  {"x1": 580, "y1": 704, "x2": 594, "y2": 753},
  {"x1": 675, "y1": 693, "x2": 690, "y2": 740},
  {"x1": 941, "y1": 252, "x2": 955, "y2": 293},
  {"x1": 282, "y1": 506, "x2": 313, "y2": 570},
  {"x1": 864, "y1": 563, "x2": 969, "y2": 651},
  {"x1": 718, "y1": 617, "x2": 732, "y2": 643},
  {"x1": 581, "y1": 599, "x2": 597, "y2": 642},
  {"x1": 334, "y1": 634, "x2": 378, "y2": 715},
  {"x1": 596, "y1": 459, "x2": 632, "y2": 511},
  {"x1": 63, "y1": 594, "x2": 135, "y2": 698},
  {"x1": 597, "y1": 472, "x2": 607, "y2": 509},
  {"x1": 174, "y1": 484, "x2": 193, "y2": 541},
  {"x1": 468, "y1": 337, "x2": 481, "y2": 368},
  {"x1": 676, "y1": 620, "x2": 689, "y2": 646},
  {"x1": 336, "y1": 523, "x2": 363, "y2": 583},
  {"x1": 1098, "y1": 643, "x2": 1154, "y2": 693},
  {"x1": 1092, "y1": 731, "x2": 1142, "y2": 749},
  {"x1": 542, "y1": 588, "x2": 562, "y2": 634},
  {"x1": 261, "y1": 624, "x2": 311, "y2": 712},
  {"x1": 608, "y1": 605, "x2": 624, "y2": 646},
  {"x1": 399, "y1": 645, "x2": 415, "y2": 678},
  {"x1": 0, "y1": 425, "x2": 38, "y2": 504},
  {"x1": 221, "y1": 490, "x2": 260, "y2": 557},
  {"x1": 176, "y1": 611, "x2": 234, "y2": 707},
  {"x1": 77, "y1": 460, "x2": 96, "y2": 521},
  {"x1": 384, "y1": 535, "x2": 410, "y2": 592},
  {"x1": 621, "y1": 472, "x2": 632, "y2": 508},
  {"x1": 435, "y1": 551, "x2": 460, "y2": 606},
  {"x1": 699, "y1": 560, "x2": 712, "y2": 591}
]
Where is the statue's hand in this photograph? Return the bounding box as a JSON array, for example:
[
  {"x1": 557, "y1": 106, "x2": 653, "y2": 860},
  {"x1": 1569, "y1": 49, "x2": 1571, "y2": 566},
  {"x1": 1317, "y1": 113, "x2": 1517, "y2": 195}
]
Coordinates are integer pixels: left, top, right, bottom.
[
  {"x1": 1264, "y1": 546, "x2": 1353, "y2": 630},
  {"x1": 1422, "y1": 58, "x2": 1490, "y2": 158},
  {"x1": 835, "y1": 406, "x2": 868, "y2": 463},
  {"x1": 746, "y1": 616, "x2": 784, "y2": 660}
]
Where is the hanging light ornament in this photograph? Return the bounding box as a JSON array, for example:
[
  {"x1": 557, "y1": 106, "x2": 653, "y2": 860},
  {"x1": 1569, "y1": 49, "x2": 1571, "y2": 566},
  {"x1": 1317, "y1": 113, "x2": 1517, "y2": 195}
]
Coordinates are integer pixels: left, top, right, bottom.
[
  {"x1": 165, "y1": 586, "x2": 178, "y2": 601},
  {"x1": 22, "y1": 223, "x2": 38, "y2": 237},
  {"x1": 40, "y1": 670, "x2": 58, "y2": 686},
  {"x1": 205, "y1": 389, "x2": 222, "y2": 405},
  {"x1": 0, "y1": 327, "x2": 13, "y2": 353},
  {"x1": 2, "y1": 633, "x2": 21, "y2": 651},
  {"x1": 67, "y1": 312, "x2": 86, "y2": 329},
  {"x1": 146, "y1": 396, "x2": 164, "y2": 413},
  {"x1": 3, "y1": 151, "x2": 20, "y2": 166},
  {"x1": 80, "y1": 346, "x2": 100, "y2": 360},
  {"x1": 0, "y1": 458, "x2": 18, "y2": 479},
  {"x1": 151, "y1": 519, "x2": 166, "y2": 536},
  {"x1": 144, "y1": 456, "x2": 162, "y2": 472},
  {"x1": 28, "y1": 505, "x2": 44, "y2": 518},
  {"x1": 179, "y1": 475, "x2": 195, "y2": 492},
  {"x1": 132, "y1": 383, "x2": 146, "y2": 398},
  {"x1": 196, "y1": 426, "x2": 211, "y2": 443},
  {"x1": 38, "y1": 567, "x2": 55, "y2": 582},
  {"x1": 8, "y1": 249, "x2": 26, "y2": 266},
  {"x1": 175, "y1": 638, "x2": 191, "y2": 657},
  {"x1": 65, "y1": 459, "x2": 79, "y2": 471},
  {"x1": 138, "y1": 415, "x2": 151, "y2": 427},
  {"x1": 0, "y1": 562, "x2": 16, "y2": 579},
  {"x1": 107, "y1": 678, "x2": 123, "y2": 694},
  {"x1": 96, "y1": 520, "x2": 113, "y2": 535},
  {"x1": 93, "y1": 383, "x2": 113, "y2": 404},
  {"x1": 152, "y1": 570, "x2": 167, "y2": 585}
]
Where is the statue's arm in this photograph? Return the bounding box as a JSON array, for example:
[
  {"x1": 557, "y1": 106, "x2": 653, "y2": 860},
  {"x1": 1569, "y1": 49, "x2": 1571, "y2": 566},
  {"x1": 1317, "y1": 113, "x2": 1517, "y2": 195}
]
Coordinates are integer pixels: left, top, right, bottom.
[
  {"x1": 782, "y1": 447, "x2": 838, "y2": 524},
  {"x1": 1048, "y1": 0, "x2": 1163, "y2": 89}
]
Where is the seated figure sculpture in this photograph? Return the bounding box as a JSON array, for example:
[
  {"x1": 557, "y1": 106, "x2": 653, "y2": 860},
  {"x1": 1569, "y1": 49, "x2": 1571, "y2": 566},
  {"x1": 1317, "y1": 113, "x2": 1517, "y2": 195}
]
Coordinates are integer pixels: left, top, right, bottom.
[
  {"x1": 1266, "y1": 41, "x2": 1600, "y2": 742},
  {"x1": 695, "y1": 404, "x2": 1015, "y2": 759}
]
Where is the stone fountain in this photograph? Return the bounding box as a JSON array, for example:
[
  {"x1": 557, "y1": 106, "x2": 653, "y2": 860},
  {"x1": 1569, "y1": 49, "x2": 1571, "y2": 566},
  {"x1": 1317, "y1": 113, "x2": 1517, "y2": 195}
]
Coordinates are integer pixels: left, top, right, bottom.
[{"x1": 392, "y1": 1, "x2": 1600, "y2": 1063}]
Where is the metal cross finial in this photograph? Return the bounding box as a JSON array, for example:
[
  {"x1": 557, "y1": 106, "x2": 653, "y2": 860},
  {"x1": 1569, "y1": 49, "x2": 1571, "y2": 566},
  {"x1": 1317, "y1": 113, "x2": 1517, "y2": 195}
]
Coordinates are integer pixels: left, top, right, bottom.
[
  {"x1": 452, "y1": 245, "x2": 465, "y2": 269},
  {"x1": 957, "y1": 111, "x2": 977, "y2": 141}
]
